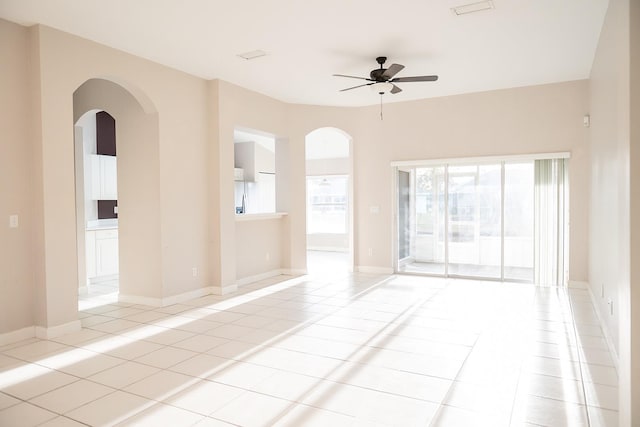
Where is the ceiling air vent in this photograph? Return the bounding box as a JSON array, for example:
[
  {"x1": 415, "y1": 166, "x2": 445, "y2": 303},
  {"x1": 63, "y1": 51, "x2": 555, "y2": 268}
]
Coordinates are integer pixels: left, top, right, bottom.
[
  {"x1": 237, "y1": 50, "x2": 267, "y2": 60},
  {"x1": 451, "y1": 1, "x2": 494, "y2": 15}
]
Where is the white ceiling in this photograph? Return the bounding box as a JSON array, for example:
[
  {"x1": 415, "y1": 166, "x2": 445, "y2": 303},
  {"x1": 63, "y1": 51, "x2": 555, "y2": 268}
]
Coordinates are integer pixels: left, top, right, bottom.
[{"x1": 0, "y1": 0, "x2": 609, "y2": 107}]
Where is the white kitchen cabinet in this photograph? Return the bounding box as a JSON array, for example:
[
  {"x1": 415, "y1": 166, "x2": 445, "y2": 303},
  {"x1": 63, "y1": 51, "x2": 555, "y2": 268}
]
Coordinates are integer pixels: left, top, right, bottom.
[
  {"x1": 90, "y1": 154, "x2": 117, "y2": 200},
  {"x1": 86, "y1": 228, "x2": 119, "y2": 279}
]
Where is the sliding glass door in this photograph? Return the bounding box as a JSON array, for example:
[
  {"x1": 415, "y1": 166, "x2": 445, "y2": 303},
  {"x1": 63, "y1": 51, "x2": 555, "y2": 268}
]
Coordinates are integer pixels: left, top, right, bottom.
[
  {"x1": 396, "y1": 159, "x2": 556, "y2": 284},
  {"x1": 504, "y1": 162, "x2": 534, "y2": 281},
  {"x1": 447, "y1": 164, "x2": 502, "y2": 279}
]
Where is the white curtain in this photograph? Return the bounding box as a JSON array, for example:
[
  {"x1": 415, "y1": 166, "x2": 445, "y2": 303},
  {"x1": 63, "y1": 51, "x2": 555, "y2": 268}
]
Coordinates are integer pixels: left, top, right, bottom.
[{"x1": 534, "y1": 159, "x2": 568, "y2": 286}]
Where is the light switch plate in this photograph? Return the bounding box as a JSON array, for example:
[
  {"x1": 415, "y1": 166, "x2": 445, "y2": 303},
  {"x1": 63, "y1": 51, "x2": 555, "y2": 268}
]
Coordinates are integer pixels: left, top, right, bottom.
[{"x1": 9, "y1": 215, "x2": 18, "y2": 228}]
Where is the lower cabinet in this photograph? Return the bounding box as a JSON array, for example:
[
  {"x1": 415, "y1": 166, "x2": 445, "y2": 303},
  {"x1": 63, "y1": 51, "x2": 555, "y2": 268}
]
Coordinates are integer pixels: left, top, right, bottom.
[{"x1": 86, "y1": 228, "x2": 119, "y2": 279}]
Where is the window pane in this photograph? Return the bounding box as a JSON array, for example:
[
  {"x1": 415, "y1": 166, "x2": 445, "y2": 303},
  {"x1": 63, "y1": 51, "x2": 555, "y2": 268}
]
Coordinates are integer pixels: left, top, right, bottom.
[
  {"x1": 504, "y1": 162, "x2": 534, "y2": 281},
  {"x1": 448, "y1": 164, "x2": 501, "y2": 278},
  {"x1": 404, "y1": 167, "x2": 445, "y2": 275},
  {"x1": 307, "y1": 176, "x2": 348, "y2": 234}
]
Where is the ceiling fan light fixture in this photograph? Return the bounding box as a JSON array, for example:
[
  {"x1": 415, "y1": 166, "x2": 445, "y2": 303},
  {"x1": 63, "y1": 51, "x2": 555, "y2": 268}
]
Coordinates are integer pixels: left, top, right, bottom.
[
  {"x1": 451, "y1": 1, "x2": 494, "y2": 15},
  {"x1": 370, "y1": 82, "x2": 394, "y2": 95}
]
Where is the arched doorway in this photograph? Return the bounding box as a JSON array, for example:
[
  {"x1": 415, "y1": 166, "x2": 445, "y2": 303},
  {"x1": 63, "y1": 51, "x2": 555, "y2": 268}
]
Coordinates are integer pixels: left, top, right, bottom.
[
  {"x1": 74, "y1": 109, "x2": 119, "y2": 306},
  {"x1": 73, "y1": 78, "x2": 160, "y2": 310},
  {"x1": 304, "y1": 128, "x2": 354, "y2": 274}
]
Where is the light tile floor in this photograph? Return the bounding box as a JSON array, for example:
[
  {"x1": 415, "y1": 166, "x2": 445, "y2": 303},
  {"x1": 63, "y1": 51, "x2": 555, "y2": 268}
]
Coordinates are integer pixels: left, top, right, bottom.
[{"x1": 1, "y1": 273, "x2": 618, "y2": 426}]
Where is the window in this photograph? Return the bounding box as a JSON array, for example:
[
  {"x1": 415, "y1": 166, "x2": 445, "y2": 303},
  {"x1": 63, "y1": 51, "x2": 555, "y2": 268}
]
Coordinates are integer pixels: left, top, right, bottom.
[{"x1": 306, "y1": 176, "x2": 348, "y2": 234}]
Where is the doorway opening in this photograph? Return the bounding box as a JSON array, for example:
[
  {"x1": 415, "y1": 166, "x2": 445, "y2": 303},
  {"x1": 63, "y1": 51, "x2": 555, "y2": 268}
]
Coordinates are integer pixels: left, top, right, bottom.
[
  {"x1": 395, "y1": 156, "x2": 568, "y2": 285},
  {"x1": 75, "y1": 110, "x2": 119, "y2": 309},
  {"x1": 305, "y1": 128, "x2": 353, "y2": 274}
]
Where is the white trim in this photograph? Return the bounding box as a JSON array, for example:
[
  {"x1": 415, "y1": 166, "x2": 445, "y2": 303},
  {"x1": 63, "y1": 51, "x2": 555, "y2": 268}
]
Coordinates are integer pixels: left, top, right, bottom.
[
  {"x1": 162, "y1": 287, "x2": 214, "y2": 306},
  {"x1": 212, "y1": 284, "x2": 238, "y2": 296},
  {"x1": 120, "y1": 287, "x2": 217, "y2": 307},
  {"x1": 236, "y1": 269, "x2": 285, "y2": 287},
  {"x1": 356, "y1": 266, "x2": 394, "y2": 274},
  {"x1": 398, "y1": 257, "x2": 415, "y2": 268},
  {"x1": 390, "y1": 152, "x2": 571, "y2": 167},
  {"x1": 577, "y1": 281, "x2": 619, "y2": 369},
  {"x1": 35, "y1": 320, "x2": 81, "y2": 339},
  {"x1": 235, "y1": 212, "x2": 288, "y2": 222},
  {"x1": 568, "y1": 280, "x2": 589, "y2": 289},
  {"x1": 306, "y1": 246, "x2": 348, "y2": 252},
  {"x1": 281, "y1": 269, "x2": 307, "y2": 276},
  {"x1": 0, "y1": 326, "x2": 35, "y2": 347},
  {"x1": 89, "y1": 274, "x2": 118, "y2": 285},
  {"x1": 118, "y1": 294, "x2": 163, "y2": 307}
]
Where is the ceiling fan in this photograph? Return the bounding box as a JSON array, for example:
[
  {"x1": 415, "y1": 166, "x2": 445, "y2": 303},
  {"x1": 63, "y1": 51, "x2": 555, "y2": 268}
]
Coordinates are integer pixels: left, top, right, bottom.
[{"x1": 334, "y1": 56, "x2": 438, "y2": 95}]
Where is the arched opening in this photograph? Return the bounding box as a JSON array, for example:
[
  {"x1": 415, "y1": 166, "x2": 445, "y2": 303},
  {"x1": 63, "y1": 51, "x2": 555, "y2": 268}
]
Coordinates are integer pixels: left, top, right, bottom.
[
  {"x1": 73, "y1": 78, "x2": 160, "y2": 310},
  {"x1": 305, "y1": 127, "x2": 354, "y2": 274},
  {"x1": 74, "y1": 109, "x2": 119, "y2": 306}
]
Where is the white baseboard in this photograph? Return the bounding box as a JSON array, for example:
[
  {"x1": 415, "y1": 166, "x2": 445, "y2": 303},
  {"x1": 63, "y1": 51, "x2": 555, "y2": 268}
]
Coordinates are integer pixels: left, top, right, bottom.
[
  {"x1": 0, "y1": 326, "x2": 36, "y2": 347},
  {"x1": 211, "y1": 284, "x2": 238, "y2": 295},
  {"x1": 35, "y1": 320, "x2": 81, "y2": 339},
  {"x1": 162, "y1": 287, "x2": 214, "y2": 306},
  {"x1": 235, "y1": 269, "x2": 287, "y2": 287},
  {"x1": 307, "y1": 246, "x2": 348, "y2": 252},
  {"x1": 568, "y1": 280, "x2": 589, "y2": 289},
  {"x1": 356, "y1": 266, "x2": 394, "y2": 274},
  {"x1": 118, "y1": 294, "x2": 163, "y2": 307},
  {"x1": 90, "y1": 274, "x2": 118, "y2": 285},
  {"x1": 120, "y1": 287, "x2": 217, "y2": 307},
  {"x1": 280, "y1": 268, "x2": 307, "y2": 276},
  {"x1": 579, "y1": 281, "x2": 619, "y2": 370}
]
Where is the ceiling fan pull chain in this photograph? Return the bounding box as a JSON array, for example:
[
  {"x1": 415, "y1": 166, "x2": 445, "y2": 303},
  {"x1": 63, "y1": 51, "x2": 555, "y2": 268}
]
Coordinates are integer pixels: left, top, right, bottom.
[{"x1": 380, "y1": 95, "x2": 383, "y2": 120}]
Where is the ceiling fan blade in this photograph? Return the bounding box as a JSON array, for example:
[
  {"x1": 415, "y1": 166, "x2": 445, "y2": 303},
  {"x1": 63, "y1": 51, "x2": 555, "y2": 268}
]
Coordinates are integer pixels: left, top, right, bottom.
[
  {"x1": 382, "y1": 64, "x2": 405, "y2": 79},
  {"x1": 339, "y1": 82, "x2": 374, "y2": 92},
  {"x1": 390, "y1": 84, "x2": 402, "y2": 94},
  {"x1": 390, "y1": 75, "x2": 438, "y2": 83},
  {"x1": 333, "y1": 74, "x2": 373, "y2": 81}
]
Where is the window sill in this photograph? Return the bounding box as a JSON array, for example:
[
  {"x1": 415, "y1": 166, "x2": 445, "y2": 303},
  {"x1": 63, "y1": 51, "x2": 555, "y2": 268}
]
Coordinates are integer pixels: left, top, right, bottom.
[{"x1": 235, "y1": 212, "x2": 288, "y2": 222}]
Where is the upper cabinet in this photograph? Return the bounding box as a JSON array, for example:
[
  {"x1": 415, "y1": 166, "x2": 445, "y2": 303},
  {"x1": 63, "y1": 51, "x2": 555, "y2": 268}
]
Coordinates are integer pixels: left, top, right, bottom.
[
  {"x1": 91, "y1": 111, "x2": 117, "y2": 200},
  {"x1": 234, "y1": 141, "x2": 275, "y2": 182},
  {"x1": 91, "y1": 154, "x2": 117, "y2": 200},
  {"x1": 96, "y1": 111, "x2": 116, "y2": 156}
]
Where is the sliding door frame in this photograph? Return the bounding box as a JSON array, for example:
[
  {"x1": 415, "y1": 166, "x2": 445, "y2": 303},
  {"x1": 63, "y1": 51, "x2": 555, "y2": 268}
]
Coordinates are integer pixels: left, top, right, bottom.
[{"x1": 392, "y1": 152, "x2": 570, "y2": 284}]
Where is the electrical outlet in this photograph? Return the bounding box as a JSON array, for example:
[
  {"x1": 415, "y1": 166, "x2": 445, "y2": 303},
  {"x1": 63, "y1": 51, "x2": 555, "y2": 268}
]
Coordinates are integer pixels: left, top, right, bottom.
[
  {"x1": 266, "y1": 252, "x2": 270, "y2": 261},
  {"x1": 9, "y1": 215, "x2": 18, "y2": 228},
  {"x1": 607, "y1": 298, "x2": 613, "y2": 315},
  {"x1": 368, "y1": 248, "x2": 373, "y2": 256},
  {"x1": 192, "y1": 267, "x2": 198, "y2": 277}
]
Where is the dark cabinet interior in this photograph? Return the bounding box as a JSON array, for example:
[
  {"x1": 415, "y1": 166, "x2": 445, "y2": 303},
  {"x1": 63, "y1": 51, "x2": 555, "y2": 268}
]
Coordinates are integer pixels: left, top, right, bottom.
[
  {"x1": 96, "y1": 111, "x2": 117, "y2": 216},
  {"x1": 98, "y1": 200, "x2": 118, "y2": 219},
  {"x1": 96, "y1": 111, "x2": 116, "y2": 156}
]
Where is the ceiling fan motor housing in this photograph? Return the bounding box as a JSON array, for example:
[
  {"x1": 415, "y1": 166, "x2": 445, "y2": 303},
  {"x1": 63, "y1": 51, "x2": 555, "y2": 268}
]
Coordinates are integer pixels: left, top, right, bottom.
[
  {"x1": 370, "y1": 69, "x2": 389, "y2": 81},
  {"x1": 371, "y1": 56, "x2": 389, "y2": 81}
]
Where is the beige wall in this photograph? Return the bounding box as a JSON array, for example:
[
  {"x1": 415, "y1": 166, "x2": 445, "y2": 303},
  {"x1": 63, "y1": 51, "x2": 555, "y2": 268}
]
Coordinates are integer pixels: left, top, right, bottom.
[
  {"x1": 0, "y1": 19, "x2": 34, "y2": 334},
  {"x1": 590, "y1": 0, "x2": 640, "y2": 423},
  {"x1": 627, "y1": 0, "x2": 640, "y2": 423},
  {"x1": 589, "y1": 0, "x2": 629, "y2": 359},
  {"x1": 235, "y1": 219, "x2": 284, "y2": 280},
  {"x1": 214, "y1": 81, "x2": 290, "y2": 287},
  {"x1": 288, "y1": 82, "x2": 590, "y2": 277},
  {"x1": 30, "y1": 24, "x2": 212, "y2": 326},
  {"x1": 631, "y1": 0, "x2": 640, "y2": 422},
  {"x1": 73, "y1": 79, "x2": 163, "y2": 299},
  {"x1": 1, "y1": 21, "x2": 590, "y2": 337}
]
